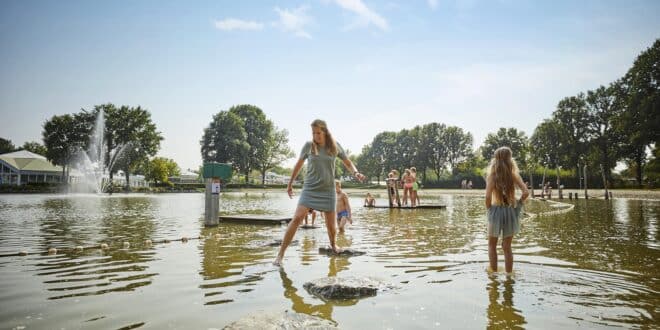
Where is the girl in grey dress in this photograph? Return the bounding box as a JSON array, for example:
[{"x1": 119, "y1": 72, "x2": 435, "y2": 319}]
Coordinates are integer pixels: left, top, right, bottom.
[
  {"x1": 485, "y1": 147, "x2": 529, "y2": 273},
  {"x1": 274, "y1": 119, "x2": 365, "y2": 266}
]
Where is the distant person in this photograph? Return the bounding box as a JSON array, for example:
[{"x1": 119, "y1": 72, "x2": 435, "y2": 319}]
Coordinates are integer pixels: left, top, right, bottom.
[
  {"x1": 335, "y1": 180, "x2": 352, "y2": 232},
  {"x1": 304, "y1": 208, "x2": 317, "y2": 226},
  {"x1": 485, "y1": 147, "x2": 529, "y2": 273},
  {"x1": 410, "y1": 167, "x2": 419, "y2": 206},
  {"x1": 402, "y1": 169, "x2": 415, "y2": 206},
  {"x1": 467, "y1": 180, "x2": 473, "y2": 189},
  {"x1": 386, "y1": 171, "x2": 400, "y2": 207},
  {"x1": 461, "y1": 179, "x2": 467, "y2": 189},
  {"x1": 364, "y1": 192, "x2": 375, "y2": 207},
  {"x1": 273, "y1": 119, "x2": 365, "y2": 266}
]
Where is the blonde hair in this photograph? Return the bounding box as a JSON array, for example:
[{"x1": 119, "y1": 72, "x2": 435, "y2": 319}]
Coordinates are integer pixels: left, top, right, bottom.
[
  {"x1": 311, "y1": 119, "x2": 338, "y2": 156},
  {"x1": 487, "y1": 147, "x2": 519, "y2": 206},
  {"x1": 335, "y1": 179, "x2": 341, "y2": 187}
]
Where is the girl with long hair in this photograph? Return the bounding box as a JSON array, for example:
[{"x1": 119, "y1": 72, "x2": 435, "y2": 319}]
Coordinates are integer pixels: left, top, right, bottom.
[
  {"x1": 485, "y1": 146, "x2": 529, "y2": 273},
  {"x1": 274, "y1": 119, "x2": 365, "y2": 266}
]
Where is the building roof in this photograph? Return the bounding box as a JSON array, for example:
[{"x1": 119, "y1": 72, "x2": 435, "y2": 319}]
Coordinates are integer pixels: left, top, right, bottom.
[
  {"x1": 1, "y1": 150, "x2": 47, "y2": 160},
  {"x1": 0, "y1": 150, "x2": 63, "y2": 173}
]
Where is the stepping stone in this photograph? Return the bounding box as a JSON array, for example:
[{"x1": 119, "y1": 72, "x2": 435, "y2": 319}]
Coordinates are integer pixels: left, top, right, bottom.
[
  {"x1": 265, "y1": 239, "x2": 298, "y2": 247},
  {"x1": 318, "y1": 246, "x2": 365, "y2": 256},
  {"x1": 223, "y1": 310, "x2": 336, "y2": 329},
  {"x1": 303, "y1": 276, "x2": 394, "y2": 300}
]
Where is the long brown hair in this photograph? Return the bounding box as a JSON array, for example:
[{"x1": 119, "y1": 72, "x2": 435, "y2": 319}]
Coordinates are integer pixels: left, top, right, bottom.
[
  {"x1": 487, "y1": 146, "x2": 519, "y2": 206},
  {"x1": 310, "y1": 119, "x2": 338, "y2": 156}
]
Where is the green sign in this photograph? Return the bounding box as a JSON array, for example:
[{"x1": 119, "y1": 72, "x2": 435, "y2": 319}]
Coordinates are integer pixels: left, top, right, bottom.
[{"x1": 203, "y1": 163, "x2": 232, "y2": 180}]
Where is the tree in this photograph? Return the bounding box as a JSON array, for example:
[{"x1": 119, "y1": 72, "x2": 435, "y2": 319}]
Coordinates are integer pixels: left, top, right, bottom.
[
  {"x1": 21, "y1": 141, "x2": 47, "y2": 156},
  {"x1": 99, "y1": 104, "x2": 162, "y2": 191},
  {"x1": 143, "y1": 157, "x2": 180, "y2": 185},
  {"x1": 256, "y1": 127, "x2": 294, "y2": 184},
  {"x1": 200, "y1": 110, "x2": 249, "y2": 176},
  {"x1": 42, "y1": 114, "x2": 89, "y2": 183},
  {"x1": 552, "y1": 94, "x2": 590, "y2": 183},
  {"x1": 584, "y1": 83, "x2": 625, "y2": 186},
  {"x1": 618, "y1": 39, "x2": 660, "y2": 187},
  {"x1": 0, "y1": 138, "x2": 16, "y2": 154},
  {"x1": 443, "y1": 126, "x2": 473, "y2": 174},
  {"x1": 367, "y1": 131, "x2": 398, "y2": 179},
  {"x1": 481, "y1": 127, "x2": 529, "y2": 168},
  {"x1": 355, "y1": 144, "x2": 382, "y2": 183},
  {"x1": 229, "y1": 105, "x2": 273, "y2": 184},
  {"x1": 419, "y1": 123, "x2": 448, "y2": 180}
]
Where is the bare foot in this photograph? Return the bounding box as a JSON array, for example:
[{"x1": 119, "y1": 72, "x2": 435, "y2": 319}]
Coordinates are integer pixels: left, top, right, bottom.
[
  {"x1": 331, "y1": 246, "x2": 344, "y2": 254},
  {"x1": 273, "y1": 257, "x2": 283, "y2": 267}
]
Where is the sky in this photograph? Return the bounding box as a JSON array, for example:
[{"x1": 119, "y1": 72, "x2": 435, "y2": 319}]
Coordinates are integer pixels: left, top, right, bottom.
[{"x1": 1, "y1": 0, "x2": 658, "y2": 171}]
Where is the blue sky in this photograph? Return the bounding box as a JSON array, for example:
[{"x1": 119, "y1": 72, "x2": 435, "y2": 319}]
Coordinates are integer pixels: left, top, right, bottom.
[{"x1": 1, "y1": 0, "x2": 658, "y2": 171}]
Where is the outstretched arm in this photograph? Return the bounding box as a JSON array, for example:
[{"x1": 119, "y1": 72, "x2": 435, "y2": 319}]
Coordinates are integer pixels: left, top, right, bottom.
[{"x1": 342, "y1": 158, "x2": 365, "y2": 182}]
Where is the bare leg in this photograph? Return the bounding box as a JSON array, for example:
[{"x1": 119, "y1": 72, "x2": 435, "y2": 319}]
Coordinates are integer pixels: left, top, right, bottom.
[
  {"x1": 311, "y1": 212, "x2": 316, "y2": 225},
  {"x1": 502, "y1": 236, "x2": 514, "y2": 273},
  {"x1": 273, "y1": 205, "x2": 308, "y2": 266},
  {"x1": 402, "y1": 188, "x2": 408, "y2": 206},
  {"x1": 323, "y1": 210, "x2": 342, "y2": 253},
  {"x1": 411, "y1": 190, "x2": 416, "y2": 207},
  {"x1": 338, "y1": 216, "x2": 348, "y2": 232},
  {"x1": 488, "y1": 236, "x2": 499, "y2": 272}
]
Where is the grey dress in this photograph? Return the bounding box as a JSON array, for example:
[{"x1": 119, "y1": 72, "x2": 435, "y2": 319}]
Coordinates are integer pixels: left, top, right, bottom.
[{"x1": 297, "y1": 141, "x2": 347, "y2": 212}]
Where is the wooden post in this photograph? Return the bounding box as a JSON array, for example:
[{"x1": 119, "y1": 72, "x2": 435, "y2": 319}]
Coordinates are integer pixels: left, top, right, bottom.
[
  {"x1": 600, "y1": 164, "x2": 609, "y2": 200},
  {"x1": 583, "y1": 164, "x2": 588, "y2": 199}
]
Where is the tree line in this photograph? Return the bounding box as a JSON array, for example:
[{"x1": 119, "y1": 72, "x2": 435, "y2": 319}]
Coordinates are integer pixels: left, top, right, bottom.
[
  {"x1": 2, "y1": 40, "x2": 657, "y2": 190},
  {"x1": 354, "y1": 39, "x2": 658, "y2": 188}
]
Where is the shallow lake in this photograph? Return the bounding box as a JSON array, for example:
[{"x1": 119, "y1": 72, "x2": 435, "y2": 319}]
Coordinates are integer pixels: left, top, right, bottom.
[{"x1": 0, "y1": 191, "x2": 658, "y2": 329}]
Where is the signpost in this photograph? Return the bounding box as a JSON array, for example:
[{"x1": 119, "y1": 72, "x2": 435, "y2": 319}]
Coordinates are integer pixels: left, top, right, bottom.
[{"x1": 203, "y1": 163, "x2": 232, "y2": 227}]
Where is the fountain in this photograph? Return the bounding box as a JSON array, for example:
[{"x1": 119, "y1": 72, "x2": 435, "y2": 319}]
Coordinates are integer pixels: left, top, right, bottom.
[{"x1": 70, "y1": 110, "x2": 128, "y2": 193}]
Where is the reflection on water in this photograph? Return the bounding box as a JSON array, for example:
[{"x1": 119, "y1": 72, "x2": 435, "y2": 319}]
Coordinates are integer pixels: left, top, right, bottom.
[
  {"x1": 0, "y1": 192, "x2": 658, "y2": 329},
  {"x1": 487, "y1": 275, "x2": 526, "y2": 329}
]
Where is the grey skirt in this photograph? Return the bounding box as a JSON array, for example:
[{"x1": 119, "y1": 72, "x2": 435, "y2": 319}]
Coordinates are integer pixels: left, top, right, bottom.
[
  {"x1": 487, "y1": 201, "x2": 523, "y2": 238},
  {"x1": 298, "y1": 188, "x2": 336, "y2": 212}
]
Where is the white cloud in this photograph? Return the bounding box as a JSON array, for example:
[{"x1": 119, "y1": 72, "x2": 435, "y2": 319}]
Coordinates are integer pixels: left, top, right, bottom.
[
  {"x1": 274, "y1": 6, "x2": 313, "y2": 39},
  {"x1": 428, "y1": 0, "x2": 439, "y2": 10},
  {"x1": 214, "y1": 18, "x2": 264, "y2": 31},
  {"x1": 333, "y1": 0, "x2": 389, "y2": 31}
]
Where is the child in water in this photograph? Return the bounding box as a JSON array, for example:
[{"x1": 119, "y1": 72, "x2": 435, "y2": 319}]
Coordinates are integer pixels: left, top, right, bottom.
[
  {"x1": 485, "y1": 147, "x2": 529, "y2": 273},
  {"x1": 335, "y1": 180, "x2": 352, "y2": 232},
  {"x1": 364, "y1": 192, "x2": 375, "y2": 207}
]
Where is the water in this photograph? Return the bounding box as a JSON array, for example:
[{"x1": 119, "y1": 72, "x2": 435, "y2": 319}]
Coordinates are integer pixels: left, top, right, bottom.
[
  {"x1": 71, "y1": 109, "x2": 129, "y2": 193},
  {"x1": 0, "y1": 191, "x2": 657, "y2": 329}
]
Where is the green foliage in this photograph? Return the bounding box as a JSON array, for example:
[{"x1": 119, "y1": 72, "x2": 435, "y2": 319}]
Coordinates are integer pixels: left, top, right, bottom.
[
  {"x1": 256, "y1": 126, "x2": 294, "y2": 183},
  {"x1": 616, "y1": 39, "x2": 660, "y2": 186},
  {"x1": 0, "y1": 137, "x2": 16, "y2": 154},
  {"x1": 21, "y1": 141, "x2": 47, "y2": 156},
  {"x1": 96, "y1": 104, "x2": 163, "y2": 191},
  {"x1": 480, "y1": 127, "x2": 529, "y2": 169},
  {"x1": 584, "y1": 82, "x2": 625, "y2": 186},
  {"x1": 42, "y1": 113, "x2": 91, "y2": 180},
  {"x1": 141, "y1": 157, "x2": 180, "y2": 185}
]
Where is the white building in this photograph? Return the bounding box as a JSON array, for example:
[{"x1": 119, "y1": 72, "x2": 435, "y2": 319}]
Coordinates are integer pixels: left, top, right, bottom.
[{"x1": 0, "y1": 150, "x2": 64, "y2": 185}]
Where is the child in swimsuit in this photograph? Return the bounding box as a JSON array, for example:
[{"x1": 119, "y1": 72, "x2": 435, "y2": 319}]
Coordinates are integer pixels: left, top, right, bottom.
[{"x1": 335, "y1": 180, "x2": 352, "y2": 232}]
